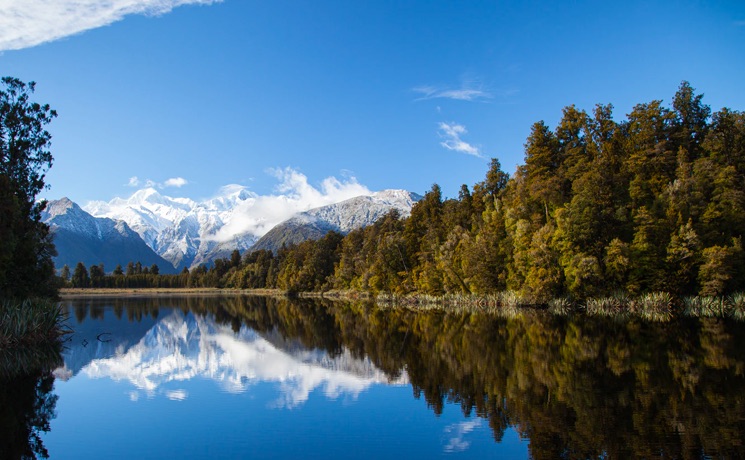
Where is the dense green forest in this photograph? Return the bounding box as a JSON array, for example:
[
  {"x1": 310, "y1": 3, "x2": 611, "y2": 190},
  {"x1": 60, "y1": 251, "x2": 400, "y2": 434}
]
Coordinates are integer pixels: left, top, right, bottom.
[{"x1": 68, "y1": 82, "x2": 745, "y2": 301}]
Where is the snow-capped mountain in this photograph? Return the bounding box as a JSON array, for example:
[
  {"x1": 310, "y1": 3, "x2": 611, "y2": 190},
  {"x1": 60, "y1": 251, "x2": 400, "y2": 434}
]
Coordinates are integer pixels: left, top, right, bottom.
[
  {"x1": 83, "y1": 187, "x2": 420, "y2": 269},
  {"x1": 249, "y1": 189, "x2": 421, "y2": 253},
  {"x1": 42, "y1": 198, "x2": 176, "y2": 273},
  {"x1": 57, "y1": 309, "x2": 407, "y2": 406},
  {"x1": 85, "y1": 186, "x2": 257, "y2": 270}
]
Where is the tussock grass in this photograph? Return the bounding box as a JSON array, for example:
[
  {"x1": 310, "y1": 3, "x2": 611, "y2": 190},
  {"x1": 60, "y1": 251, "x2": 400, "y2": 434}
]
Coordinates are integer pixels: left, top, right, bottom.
[
  {"x1": 377, "y1": 291, "x2": 538, "y2": 318},
  {"x1": 374, "y1": 290, "x2": 745, "y2": 322},
  {"x1": 0, "y1": 299, "x2": 68, "y2": 347},
  {"x1": 682, "y1": 293, "x2": 745, "y2": 319},
  {"x1": 547, "y1": 298, "x2": 575, "y2": 315},
  {"x1": 729, "y1": 293, "x2": 745, "y2": 321},
  {"x1": 585, "y1": 296, "x2": 626, "y2": 318},
  {"x1": 631, "y1": 292, "x2": 674, "y2": 322}
]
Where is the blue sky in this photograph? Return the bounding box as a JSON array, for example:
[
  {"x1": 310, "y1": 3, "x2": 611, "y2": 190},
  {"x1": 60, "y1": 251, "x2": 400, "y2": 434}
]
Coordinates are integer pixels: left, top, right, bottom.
[{"x1": 1, "y1": 0, "x2": 744, "y2": 205}]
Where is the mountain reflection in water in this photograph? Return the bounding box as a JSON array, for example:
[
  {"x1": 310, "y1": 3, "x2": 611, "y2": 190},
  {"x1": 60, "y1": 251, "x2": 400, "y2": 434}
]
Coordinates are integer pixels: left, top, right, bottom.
[
  {"x1": 57, "y1": 303, "x2": 405, "y2": 407},
  {"x1": 31, "y1": 296, "x2": 745, "y2": 458}
]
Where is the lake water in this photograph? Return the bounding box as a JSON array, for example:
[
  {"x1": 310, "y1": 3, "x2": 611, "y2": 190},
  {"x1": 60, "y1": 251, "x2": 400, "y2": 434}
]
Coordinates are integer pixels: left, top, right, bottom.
[{"x1": 3, "y1": 295, "x2": 745, "y2": 459}]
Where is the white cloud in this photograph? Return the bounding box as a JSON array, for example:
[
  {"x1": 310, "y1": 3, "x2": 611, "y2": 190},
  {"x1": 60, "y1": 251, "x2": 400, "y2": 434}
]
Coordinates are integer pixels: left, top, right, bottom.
[
  {"x1": 126, "y1": 176, "x2": 188, "y2": 189},
  {"x1": 164, "y1": 177, "x2": 188, "y2": 188},
  {"x1": 443, "y1": 419, "x2": 483, "y2": 453},
  {"x1": 210, "y1": 167, "x2": 372, "y2": 242},
  {"x1": 437, "y1": 122, "x2": 482, "y2": 157},
  {"x1": 413, "y1": 83, "x2": 492, "y2": 102},
  {"x1": 0, "y1": 0, "x2": 222, "y2": 52}
]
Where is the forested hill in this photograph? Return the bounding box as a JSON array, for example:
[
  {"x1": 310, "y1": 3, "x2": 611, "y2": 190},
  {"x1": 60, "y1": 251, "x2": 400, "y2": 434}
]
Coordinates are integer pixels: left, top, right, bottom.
[{"x1": 82, "y1": 82, "x2": 745, "y2": 300}]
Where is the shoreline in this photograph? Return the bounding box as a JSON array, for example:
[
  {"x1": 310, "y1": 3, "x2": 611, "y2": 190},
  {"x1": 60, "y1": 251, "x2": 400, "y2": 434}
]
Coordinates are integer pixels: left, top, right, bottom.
[
  {"x1": 60, "y1": 287, "x2": 285, "y2": 298},
  {"x1": 59, "y1": 287, "x2": 374, "y2": 300},
  {"x1": 58, "y1": 288, "x2": 745, "y2": 321}
]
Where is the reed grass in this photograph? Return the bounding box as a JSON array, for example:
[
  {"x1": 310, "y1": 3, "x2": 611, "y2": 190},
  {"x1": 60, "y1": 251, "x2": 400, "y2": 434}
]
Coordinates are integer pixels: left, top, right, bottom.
[
  {"x1": 547, "y1": 297, "x2": 575, "y2": 315},
  {"x1": 681, "y1": 292, "x2": 745, "y2": 319},
  {"x1": 0, "y1": 299, "x2": 68, "y2": 347},
  {"x1": 373, "y1": 290, "x2": 745, "y2": 322},
  {"x1": 729, "y1": 293, "x2": 745, "y2": 321},
  {"x1": 631, "y1": 292, "x2": 674, "y2": 322}
]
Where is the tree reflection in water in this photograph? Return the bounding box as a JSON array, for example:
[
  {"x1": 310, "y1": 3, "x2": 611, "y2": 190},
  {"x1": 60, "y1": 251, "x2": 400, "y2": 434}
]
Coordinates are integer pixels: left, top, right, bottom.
[
  {"x1": 0, "y1": 346, "x2": 61, "y2": 460},
  {"x1": 64, "y1": 295, "x2": 745, "y2": 459}
]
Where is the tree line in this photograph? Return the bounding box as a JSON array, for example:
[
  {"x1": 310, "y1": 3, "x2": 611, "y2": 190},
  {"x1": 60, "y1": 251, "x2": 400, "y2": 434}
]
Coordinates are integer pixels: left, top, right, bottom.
[{"x1": 68, "y1": 82, "x2": 745, "y2": 300}]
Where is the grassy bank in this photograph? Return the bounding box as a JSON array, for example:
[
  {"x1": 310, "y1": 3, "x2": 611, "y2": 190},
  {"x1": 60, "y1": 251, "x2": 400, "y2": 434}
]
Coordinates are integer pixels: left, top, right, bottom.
[
  {"x1": 0, "y1": 299, "x2": 68, "y2": 347},
  {"x1": 376, "y1": 291, "x2": 745, "y2": 322}
]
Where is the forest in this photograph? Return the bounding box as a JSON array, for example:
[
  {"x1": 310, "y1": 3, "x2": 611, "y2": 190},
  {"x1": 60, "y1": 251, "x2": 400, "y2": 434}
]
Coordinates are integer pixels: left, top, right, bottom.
[{"x1": 65, "y1": 82, "x2": 745, "y2": 302}]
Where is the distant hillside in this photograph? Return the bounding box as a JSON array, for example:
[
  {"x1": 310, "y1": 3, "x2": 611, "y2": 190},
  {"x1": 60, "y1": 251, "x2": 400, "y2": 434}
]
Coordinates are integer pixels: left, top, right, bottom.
[
  {"x1": 42, "y1": 198, "x2": 177, "y2": 273},
  {"x1": 250, "y1": 190, "x2": 421, "y2": 253}
]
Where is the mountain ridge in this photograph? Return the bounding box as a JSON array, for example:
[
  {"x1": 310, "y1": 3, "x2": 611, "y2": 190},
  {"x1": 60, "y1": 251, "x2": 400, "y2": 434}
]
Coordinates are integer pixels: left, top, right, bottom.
[
  {"x1": 230, "y1": 189, "x2": 421, "y2": 254},
  {"x1": 42, "y1": 198, "x2": 177, "y2": 273},
  {"x1": 82, "y1": 188, "x2": 420, "y2": 268}
]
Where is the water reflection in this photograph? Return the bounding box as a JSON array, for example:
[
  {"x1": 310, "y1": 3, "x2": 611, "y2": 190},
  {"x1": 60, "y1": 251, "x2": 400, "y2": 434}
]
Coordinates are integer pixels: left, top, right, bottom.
[
  {"x1": 57, "y1": 298, "x2": 405, "y2": 408},
  {"x1": 48, "y1": 296, "x2": 745, "y2": 458},
  {"x1": 0, "y1": 345, "x2": 62, "y2": 459}
]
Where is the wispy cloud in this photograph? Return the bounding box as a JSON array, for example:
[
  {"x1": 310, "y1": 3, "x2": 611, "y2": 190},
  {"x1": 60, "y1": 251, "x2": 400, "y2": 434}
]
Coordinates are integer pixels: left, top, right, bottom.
[
  {"x1": 437, "y1": 122, "x2": 482, "y2": 157},
  {"x1": 0, "y1": 0, "x2": 222, "y2": 52},
  {"x1": 734, "y1": 20, "x2": 745, "y2": 27},
  {"x1": 413, "y1": 82, "x2": 492, "y2": 102},
  {"x1": 126, "y1": 176, "x2": 188, "y2": 189}
]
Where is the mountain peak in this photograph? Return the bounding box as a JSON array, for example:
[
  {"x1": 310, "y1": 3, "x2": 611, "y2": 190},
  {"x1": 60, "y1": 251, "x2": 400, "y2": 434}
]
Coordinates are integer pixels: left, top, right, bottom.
[
  {"x1": 129, "y1": 187, "x2": 165, "y2": 205},
  {"x1": 43, "y1": 197, "x2": 83, "y2": 219},
  {"x1": 42, "y1": 197, "x2": 177, "y2": 273}
]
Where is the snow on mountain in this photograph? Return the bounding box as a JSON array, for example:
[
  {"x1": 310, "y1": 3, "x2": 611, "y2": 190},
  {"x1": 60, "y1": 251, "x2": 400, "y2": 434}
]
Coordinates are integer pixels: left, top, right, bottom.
[
  {"x1": 65, "y1": 310, "x2": 407, "y2": 406},
  {"x1": 83, "y1": 186, "x2": 419, "y2": 269},
  {"x1": 308, "y1": 189, "x2": 420, "y2": 232},
  {"x1": 85, "y1": 186, "x2": 258, "y2": 270},
  {"x1": 42, "y1": 198, "x2": 176, "y2": 272},
  {"x1": 249, "y1": 189, "x2": 422, "y2": 253}
]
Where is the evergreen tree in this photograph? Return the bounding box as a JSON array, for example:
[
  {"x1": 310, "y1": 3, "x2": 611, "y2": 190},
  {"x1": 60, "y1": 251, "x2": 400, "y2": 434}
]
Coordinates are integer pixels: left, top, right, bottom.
[
  {"x1": 0, "y1": 77, "x2": 58, "y2": 299},
  {"x1": 59, "y1": 264, "x2": 70, "y2": 281},
  {"x1": 71, "y1": 262, "x2": 90, "y2": 288},
  {"x1": 89, "y1": 264, "x2": 104, "y2": 288}
]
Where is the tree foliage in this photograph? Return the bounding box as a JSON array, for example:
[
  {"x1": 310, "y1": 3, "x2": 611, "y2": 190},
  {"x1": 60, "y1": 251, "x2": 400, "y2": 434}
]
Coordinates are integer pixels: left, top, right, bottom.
[{"x1": 0, "y1": 77, "x2": 58, "y2": 299}]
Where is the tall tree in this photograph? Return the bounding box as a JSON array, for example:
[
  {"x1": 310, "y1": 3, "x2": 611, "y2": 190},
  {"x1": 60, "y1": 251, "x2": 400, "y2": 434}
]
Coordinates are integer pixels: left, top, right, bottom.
[
  {"x1": 71, "y1": 262, "x2": 89, "y2": 288},
  {"x1": 0, "y1": 77, "x2": 58, "y2": 299}
]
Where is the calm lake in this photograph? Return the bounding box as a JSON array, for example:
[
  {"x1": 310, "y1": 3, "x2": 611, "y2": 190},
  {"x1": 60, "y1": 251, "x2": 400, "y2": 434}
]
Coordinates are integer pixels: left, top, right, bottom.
[{"x1": 3, "y1": 295, "x2": 745, "y2": 459}]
